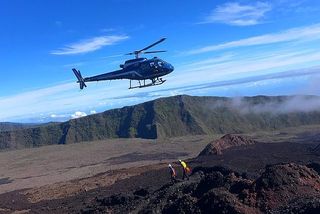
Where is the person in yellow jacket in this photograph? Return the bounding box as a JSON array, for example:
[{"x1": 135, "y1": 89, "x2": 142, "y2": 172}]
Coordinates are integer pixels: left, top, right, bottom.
[{"x1": 179, "y1": 160, "x2": 191, "y2": 180}]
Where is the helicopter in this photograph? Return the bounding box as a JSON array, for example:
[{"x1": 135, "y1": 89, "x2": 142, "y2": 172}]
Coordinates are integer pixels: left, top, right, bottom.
[{"x1": 72, "y1": 38, "x2": 174, "y2": 90}]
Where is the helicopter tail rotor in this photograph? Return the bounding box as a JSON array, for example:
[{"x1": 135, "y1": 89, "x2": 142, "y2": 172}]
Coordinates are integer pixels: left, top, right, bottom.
[{"x1": 72, "y1": 68, "x2": 87, "y2": 90}]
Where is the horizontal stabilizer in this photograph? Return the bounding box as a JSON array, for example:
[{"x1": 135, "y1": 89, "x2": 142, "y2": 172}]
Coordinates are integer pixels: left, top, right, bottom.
[{"x1": 72, "y1": 68, "x2": 87, "y2": 89}]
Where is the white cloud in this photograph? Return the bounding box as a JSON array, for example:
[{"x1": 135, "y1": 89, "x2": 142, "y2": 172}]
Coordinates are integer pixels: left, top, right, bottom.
[
  {"x1": 172, "y1": 49, "x2": 320, "y2": 88},
  {"x1": 274, "y1": 0, "x2": 319, "y2": 14},
  {"x1": 71, "y1": 111, "x2": 87, "y2": 119},
  {"x1": 101, "y1": 28, "x2": 115, "y2": 32},
  {"x1": 90, "y1": 110, "x2": 97, "y2": 114},
  {"x1": 230, "y1": 95, "x2": 320, "y2": 114},
  {"x1": 186, "y1": 50, "x2": 320, "y2": 74},
  {"x1": 51, "y1": 114, "x2": 59, "y2": 118},
  {"x1": 202, "y1": 2, "x2": 272, "y2": 26},
  {"x1": 50, "y1": 113, "x2": 68, "y2": 119},
  {"x1": 51, "y1": 35, "x2": 129, "y2": 55},
  {"x1": 178, "y1": 53, "x2": 234, "y2": 68},
  {"x1": 0, "y1": 76, "x2": 132, "y2": 122},
  {"x1": 55, "y1": 21, "x2": 62, "y2": 27},
  {"x1": 185, "y1": 23, "x2": 320, "y2": 55}
]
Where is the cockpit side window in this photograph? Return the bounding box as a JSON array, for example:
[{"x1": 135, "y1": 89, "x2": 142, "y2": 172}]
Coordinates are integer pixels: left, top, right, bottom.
[{"x1": 157, "y1": 61, "x2": 163, "y2": 67}]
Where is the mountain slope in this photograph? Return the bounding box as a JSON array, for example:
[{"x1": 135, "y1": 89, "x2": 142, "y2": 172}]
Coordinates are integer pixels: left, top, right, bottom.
[
  {"x1": 0, "y1": 122, "x2": 44, "y2": 132},
  {"x1": 1, "y1": 95, "x2": 320, "y2": 150}
]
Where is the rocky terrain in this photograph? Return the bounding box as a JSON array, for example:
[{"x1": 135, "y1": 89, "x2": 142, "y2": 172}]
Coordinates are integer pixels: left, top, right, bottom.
[
  {"x1": 76, "y1": 134, "x2": 320, "y2": 213},
  {"x1": 1, "y1": 129, "x2": 320, "y2": 213},
  {"x1": 198, "y1": 134, "x2": 258, "y2": 155},
  {"x1": 85, "y1": 163, "x2": 320, "y2": 214},
  {"x1": 1, "y1": 95, "x2": 320, "y2": 150}
]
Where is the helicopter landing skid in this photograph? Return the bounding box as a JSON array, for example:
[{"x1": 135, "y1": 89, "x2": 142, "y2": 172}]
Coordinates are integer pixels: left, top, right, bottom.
[{"x1": 129, "y1": 78, "x2": 166, "y2": 89}]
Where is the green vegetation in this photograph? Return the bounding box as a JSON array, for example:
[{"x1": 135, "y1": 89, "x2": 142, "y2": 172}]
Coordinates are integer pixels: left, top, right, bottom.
[
  {"x1": 1, "y1": 95, "x2": 320, "y2": 150},
  {"x1": 0, "y1": 122, "x2": 45, "y2": 132}
]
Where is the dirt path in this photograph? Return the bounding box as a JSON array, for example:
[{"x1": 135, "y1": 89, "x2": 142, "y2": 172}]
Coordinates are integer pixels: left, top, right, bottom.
[
  {"x1": 23, "y1": 163, "x2": 167, "y2": 203},
  {"x1": 0, "y1": 136, "x2": 210, "y2": 195},
  {"x1": 0, "y1": 162, "x2": 170, "y2": 214}
]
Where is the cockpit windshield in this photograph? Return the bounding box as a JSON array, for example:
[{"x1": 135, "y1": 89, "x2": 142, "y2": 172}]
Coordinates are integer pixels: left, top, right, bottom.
[
  {"x1": 149, "y1": 60, "x2": 171, "y2": 70},
  {"x1": 150, "y1": 60, "x2": 164, "y2": 68}
]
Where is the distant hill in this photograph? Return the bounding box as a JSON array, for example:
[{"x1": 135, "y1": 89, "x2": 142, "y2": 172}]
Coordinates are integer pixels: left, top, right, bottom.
[
  {"x1": 0, "y1": 122, "x2": 43, "y2": 132},
  {"x1": 1, "y1": 95, "x2": 320, "y2": 150}
]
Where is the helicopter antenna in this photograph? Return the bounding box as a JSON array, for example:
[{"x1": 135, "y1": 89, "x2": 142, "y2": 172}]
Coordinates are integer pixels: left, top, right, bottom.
[{"x1": 126, "y1": 38, "x2": 167, "y2": 59}]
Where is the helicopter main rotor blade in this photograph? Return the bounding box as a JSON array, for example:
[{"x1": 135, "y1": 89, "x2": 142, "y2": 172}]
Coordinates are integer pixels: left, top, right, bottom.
[
  {"x1": 137, "y1": 38, "x2": 166, "y2": 53},
  {"x1": 143, "y1": 50, "x2": 167, "y2": 54},
  {"x1": 125, "y1": 50, "x2": 167, "y2": 55}
]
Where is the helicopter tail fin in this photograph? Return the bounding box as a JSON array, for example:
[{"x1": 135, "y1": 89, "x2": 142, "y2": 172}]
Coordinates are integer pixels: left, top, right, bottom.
[{"x1": 72, "y1": 68, "x2": 87, "y2": 90}]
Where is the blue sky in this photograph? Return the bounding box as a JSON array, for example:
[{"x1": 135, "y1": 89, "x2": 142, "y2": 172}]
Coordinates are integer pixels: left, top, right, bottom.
[{"x1": 1, "y1": 0, "x2": 320, "y2": 122}]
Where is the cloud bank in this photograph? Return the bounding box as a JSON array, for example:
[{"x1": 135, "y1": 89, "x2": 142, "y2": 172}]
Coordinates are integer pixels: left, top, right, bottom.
[
  {"x1": 186, "y1": 23, "x2": 320, "y2": 55},
  {"x1": 51, "y1": 35, "x2": 129, "y2": 55},
  {"x1": 202, "y1": 2, "x2": 272, "y2": 26},
  {"x1": 229, "y1": 95, "x2": 320, "y2": 114}
]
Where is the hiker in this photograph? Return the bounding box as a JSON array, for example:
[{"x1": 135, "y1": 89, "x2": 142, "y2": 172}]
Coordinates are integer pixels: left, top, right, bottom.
[
  {"x1": 168, "y1": 164, "x2": 177, "y2": 183},
  {"x1": 179, "y1": 160, "x2": 191, "y2": 180}
]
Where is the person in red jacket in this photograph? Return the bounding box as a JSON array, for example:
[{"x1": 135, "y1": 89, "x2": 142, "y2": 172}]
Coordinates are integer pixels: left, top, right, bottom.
[{"x1": 168, "y1": 164, "x2": 177, "y2": 183}]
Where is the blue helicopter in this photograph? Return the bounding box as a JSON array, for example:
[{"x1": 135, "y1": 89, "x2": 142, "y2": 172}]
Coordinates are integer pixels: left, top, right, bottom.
[{"x1": 72, "y1": 38, "x2": 174, "y2": 90}]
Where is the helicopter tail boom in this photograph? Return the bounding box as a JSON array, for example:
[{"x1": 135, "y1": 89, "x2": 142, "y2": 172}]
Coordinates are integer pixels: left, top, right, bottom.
[{"x1": 72, "y1": 68, "x2": 87, "y2": 90}]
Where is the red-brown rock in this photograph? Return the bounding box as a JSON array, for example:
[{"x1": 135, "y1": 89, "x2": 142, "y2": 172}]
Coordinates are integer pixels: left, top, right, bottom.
[{"x1": 199, "y1": 134, "x2": 257, "y2": 156}]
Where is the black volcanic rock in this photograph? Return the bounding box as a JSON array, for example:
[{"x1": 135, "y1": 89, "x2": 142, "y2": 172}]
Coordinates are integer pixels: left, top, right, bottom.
[
  {"x1": 272, "y1": 197, "x2": 320, "y2": 214},
  {"x1": 90, "y1": 163, "x2": 320, "y2": 213},
  {"x1": 252, "y1": 163, "x2": 320, "y2": 212},
  {"x1": 307, "y1": 162, "x2": 320, "y2": 175},
  {"x1": 1, "y1": 95, "x2": 320, "y2": 150},
  {"x1": 254, "y1": 163, "x2": 320, "y2": 190}
]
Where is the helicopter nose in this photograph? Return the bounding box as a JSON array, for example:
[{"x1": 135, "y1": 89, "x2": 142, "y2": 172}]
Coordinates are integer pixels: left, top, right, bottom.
[{"x1": 167, "y1": 63, "x2": 174, "y2": 73}]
